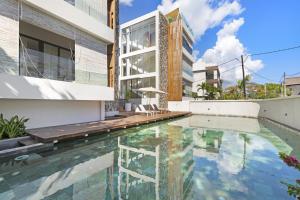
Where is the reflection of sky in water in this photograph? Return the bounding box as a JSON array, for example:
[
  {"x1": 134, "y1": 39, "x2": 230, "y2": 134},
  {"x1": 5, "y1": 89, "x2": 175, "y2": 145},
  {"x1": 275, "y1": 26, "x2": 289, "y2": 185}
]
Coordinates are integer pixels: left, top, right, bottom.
[
  {"x1": 192, "y1": 126, "x2": 299, "y2": 200},
  {"x1": 0, "y1": 116, "x2": 299, "y2": 200}
]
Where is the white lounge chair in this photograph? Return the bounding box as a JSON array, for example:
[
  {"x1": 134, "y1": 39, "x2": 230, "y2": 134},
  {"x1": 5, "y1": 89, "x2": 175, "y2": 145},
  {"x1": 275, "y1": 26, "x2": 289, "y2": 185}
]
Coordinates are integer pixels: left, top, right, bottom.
[
  {"x1": 144, "y1": 105, "x2": 160, "y2": 116},
  {"x1": 135, "y1": 105, "x2": 152, "y2": 116},
  {"x1": 152, "y1": 104, "x2": 170, "y2": 114}
]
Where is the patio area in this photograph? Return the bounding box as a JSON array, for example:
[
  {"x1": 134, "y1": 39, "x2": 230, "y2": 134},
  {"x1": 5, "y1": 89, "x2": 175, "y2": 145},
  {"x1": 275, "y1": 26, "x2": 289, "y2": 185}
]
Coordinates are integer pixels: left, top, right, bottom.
[{"x1": 28, "y1": 112, "x2": 191, "y2": 143}]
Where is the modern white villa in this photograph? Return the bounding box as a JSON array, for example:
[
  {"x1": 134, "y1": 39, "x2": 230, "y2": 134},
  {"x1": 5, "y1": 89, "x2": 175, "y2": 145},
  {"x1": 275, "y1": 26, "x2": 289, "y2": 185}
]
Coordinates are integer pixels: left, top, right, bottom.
[
  {"x1": 0, "y1": 0, "x2": 118, "y2": 129},
  {"x1": 118, "y1": 9, "x2": 195, "y2": 109}
]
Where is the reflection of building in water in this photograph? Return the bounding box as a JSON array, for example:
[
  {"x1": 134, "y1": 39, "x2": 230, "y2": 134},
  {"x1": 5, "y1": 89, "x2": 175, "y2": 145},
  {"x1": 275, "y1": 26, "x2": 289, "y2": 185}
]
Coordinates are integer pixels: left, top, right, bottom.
[
  {"x1": 193, "y1": 129, "x2": 223, "y2": 153},
  {"x1": 117, "y1": 125, "x2": 194, "y2": 200},
  {"x1": 0, "y1": 140, "x2": 117, "y2": 200},
  {"x1": 118, "y1": 127, "x2": 161, "y2": 200}
]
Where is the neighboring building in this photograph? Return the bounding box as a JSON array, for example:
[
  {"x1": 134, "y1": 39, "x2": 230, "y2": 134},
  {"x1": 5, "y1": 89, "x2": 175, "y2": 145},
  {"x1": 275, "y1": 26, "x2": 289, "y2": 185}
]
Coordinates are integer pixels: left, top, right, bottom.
[
  {"x1": 0, "y1": 0, "x2": 118, "y2": 129},
  {"x1": 118, "y1": 9, "x2": 195, "y2": 107},
  {"x1": 166, "y1": 9, "x2": 195, "y2": 101},
  {"x1": 193, "y1": 66, "x2": 221, "y2": 96},
  {"x1": 285, "y1": 77, "x2": 300, "y2": 96},
  {"x1": 119, "y1": 10, "x2": 168, "y2": 108}
]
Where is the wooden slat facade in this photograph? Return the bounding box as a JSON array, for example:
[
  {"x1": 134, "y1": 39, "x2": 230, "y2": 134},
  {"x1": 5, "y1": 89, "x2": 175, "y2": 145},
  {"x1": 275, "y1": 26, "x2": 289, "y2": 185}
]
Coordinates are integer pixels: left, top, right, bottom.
[
  {"x1": 107, "y1": 0, "x2": 119, "y2": 94},
  {"x1": 167, "y1": 10, "x2": 183, "y2": 101}
]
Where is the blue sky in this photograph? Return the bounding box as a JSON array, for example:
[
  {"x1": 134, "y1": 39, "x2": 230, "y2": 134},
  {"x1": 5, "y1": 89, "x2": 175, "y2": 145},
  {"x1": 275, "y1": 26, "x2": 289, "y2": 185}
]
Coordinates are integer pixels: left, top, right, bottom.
[{"x1": 120, "y1": 0, "x2": 300, "y2": 84}]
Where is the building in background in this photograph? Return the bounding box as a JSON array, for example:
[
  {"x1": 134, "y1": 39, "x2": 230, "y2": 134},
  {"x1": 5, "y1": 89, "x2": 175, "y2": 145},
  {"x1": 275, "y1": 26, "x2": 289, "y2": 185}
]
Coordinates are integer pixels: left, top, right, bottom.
[
  {"x1": 193, "y1": 66, "x2": 222, "y2": 97},
  {"x1": 285, "y1": 77, "x2": 300, "y2": 96},
  {"x1": 0, "y1": 0, "x2": 118, "y2": 129},
  {"x1": 166, "y1": 9, "x2": 195, "y2": 101},
  {"x1": 119, "y1": 10, "x2": 168, "y2": 108},
  {"x1": 118, "y1": 9, "x2": 195, "y2": 108}
]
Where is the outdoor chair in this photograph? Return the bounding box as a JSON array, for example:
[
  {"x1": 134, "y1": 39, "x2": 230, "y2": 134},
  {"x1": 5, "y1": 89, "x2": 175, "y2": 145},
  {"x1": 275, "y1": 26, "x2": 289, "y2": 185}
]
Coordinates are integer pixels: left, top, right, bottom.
[
  {"x1": 153, "y1": 104, "x2": 170, "y2": 114},
  {"x1": 135, "y1": 105, "x2": 152, "y2": 117}
]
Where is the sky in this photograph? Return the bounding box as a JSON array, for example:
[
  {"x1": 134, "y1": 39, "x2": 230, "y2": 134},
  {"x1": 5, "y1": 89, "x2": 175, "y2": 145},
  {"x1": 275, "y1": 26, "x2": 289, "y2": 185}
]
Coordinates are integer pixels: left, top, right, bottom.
[{"x1": 119, "y1": 0, "x2": 300, "y2": 85}]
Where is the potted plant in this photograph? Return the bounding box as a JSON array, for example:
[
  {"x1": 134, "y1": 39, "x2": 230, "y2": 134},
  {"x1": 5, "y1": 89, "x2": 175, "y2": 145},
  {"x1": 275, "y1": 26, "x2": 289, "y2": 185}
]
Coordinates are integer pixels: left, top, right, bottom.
[{"x1": 125, "y1": 90, "x2": 132, "y2": 112}]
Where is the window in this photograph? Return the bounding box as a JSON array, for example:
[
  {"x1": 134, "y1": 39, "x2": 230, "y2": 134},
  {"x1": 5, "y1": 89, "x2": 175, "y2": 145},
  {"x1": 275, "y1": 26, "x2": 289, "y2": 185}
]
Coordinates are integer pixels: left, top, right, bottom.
[
  {"x1": 206, "y1": 71, "x2": 214, "y2": 80},
  {"x1": 121, "y1": 77, "x2": 156, "y2": 99},
  {"x1": 121, "y1": 51, "x2": 155, "y2": 77},
  {"x1": 182, "y1": 36, "x2": 193, "y2": 55},
  {"x1": 121, "y1": 18, "x2": 156, "y2": 54},
  {"x1": 20, "y1": 35, "x2": 75, "y2": 82}
]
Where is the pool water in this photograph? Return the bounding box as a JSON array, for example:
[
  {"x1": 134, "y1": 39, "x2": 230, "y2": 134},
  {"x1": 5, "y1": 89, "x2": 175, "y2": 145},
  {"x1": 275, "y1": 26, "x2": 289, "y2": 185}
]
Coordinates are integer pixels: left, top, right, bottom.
[{"x1": 0, "y1": 115, "x2": 300, "y2": 200}]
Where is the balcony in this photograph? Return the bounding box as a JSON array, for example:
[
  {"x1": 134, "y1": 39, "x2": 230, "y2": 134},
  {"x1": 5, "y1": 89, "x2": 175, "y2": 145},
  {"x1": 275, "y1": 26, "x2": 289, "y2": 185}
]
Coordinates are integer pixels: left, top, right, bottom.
[
  {"x1": 64, "y1": 0, "x2": 107, "y2": 24},
  {"x1": 183, "y1": 36, "x2": 193, "y2": 55},
  {"x1": 22, "y1": 0, "x2": 114, "y2": 43}
]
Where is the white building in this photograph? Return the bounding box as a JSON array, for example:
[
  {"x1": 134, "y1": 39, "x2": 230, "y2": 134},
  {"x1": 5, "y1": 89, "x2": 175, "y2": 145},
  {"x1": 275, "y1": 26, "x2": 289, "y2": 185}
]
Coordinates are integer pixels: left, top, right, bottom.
[
  {"x1": 193, "y1": 66, "x2": 221, "y2": 96},
  {"x1": 119, "y1": 11, "x2": 168, "y2": 108},
  {"x1": 0, "y1": 0, "x2": 117, "y2": 129},
  {"x1": 118, "y1": 9, "x2": 195, "y2": 108}
]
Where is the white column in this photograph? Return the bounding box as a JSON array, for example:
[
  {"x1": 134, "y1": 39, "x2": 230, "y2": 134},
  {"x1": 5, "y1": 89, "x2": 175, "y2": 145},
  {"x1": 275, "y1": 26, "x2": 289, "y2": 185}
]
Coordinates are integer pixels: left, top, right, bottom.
[{"x1": 100, "y1": 101, "x2": 105, "y2": 121}]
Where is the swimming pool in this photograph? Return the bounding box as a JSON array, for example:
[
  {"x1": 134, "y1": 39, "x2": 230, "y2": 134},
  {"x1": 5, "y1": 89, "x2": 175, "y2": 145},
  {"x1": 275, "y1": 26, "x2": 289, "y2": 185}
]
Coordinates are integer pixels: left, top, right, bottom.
[{"x1": 0, "y1": 115, "x2": 299, "y2": 200}]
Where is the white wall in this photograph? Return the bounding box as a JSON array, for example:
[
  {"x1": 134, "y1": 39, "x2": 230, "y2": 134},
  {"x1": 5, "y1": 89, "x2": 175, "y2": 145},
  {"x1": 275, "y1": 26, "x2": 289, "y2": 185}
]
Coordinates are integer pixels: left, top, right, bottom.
[
  {"x1": 258, "y1": 97, "x2": 300, "y2": 131},
  {"x1": 193, "y1": 72, "x2": 206, "y2": 95},
  {"x1": 169, "y1": 100, "x2": 260, "y2": 118},
  {"x1": 0, "y1": 73, "x2": 114, "y2": 101},
  {"x1": 169, "y1": 97, "x2": 300, "y2": 131},
  {"x1": 0, "y1": 99, "x2": 104, "y2": 129}
]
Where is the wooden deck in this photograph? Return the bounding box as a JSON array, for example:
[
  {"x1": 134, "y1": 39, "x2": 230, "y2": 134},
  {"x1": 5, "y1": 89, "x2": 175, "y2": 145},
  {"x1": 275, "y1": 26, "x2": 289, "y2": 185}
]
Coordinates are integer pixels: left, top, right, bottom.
[{"x1": 28, "y1": 112, "x2": 191, "y2": 143}]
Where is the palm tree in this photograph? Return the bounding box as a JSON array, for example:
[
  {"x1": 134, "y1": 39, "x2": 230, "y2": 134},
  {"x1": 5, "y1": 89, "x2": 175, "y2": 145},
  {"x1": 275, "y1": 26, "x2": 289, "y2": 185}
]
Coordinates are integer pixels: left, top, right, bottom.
[
  {"x1": 197, "y1": 82, "x2": 207, "y2": 97},
  {"x1": 239, "y1": 133, "x2": 251, "y2": 170}
]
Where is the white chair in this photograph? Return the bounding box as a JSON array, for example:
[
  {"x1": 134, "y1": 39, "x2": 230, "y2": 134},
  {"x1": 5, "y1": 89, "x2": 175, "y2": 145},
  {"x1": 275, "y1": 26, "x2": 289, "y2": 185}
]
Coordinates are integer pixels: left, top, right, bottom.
[{"x1": 135, "y1": 105, "x2": 152, "y2": 117}]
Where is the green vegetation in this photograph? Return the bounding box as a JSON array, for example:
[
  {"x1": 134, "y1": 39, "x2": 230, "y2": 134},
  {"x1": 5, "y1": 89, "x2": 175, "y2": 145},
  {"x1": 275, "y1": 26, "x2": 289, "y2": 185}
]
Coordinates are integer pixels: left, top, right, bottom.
[
  {"x1": 197, "y1": 82, "x2": 222, "y2": 100},
  {"x1": 0, "y1": 114, "x2": 29, "y2": 139},
  {"x1": 222, "y1": 75, "x2": 291, "y2": 100}
]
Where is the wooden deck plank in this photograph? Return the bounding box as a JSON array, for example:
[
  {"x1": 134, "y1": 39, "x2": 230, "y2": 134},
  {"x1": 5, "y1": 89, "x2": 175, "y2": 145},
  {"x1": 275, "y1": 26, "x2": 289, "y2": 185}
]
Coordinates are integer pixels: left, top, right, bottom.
[{"x1": 28, "y1": 112, "x2": 191, "y2": 143}]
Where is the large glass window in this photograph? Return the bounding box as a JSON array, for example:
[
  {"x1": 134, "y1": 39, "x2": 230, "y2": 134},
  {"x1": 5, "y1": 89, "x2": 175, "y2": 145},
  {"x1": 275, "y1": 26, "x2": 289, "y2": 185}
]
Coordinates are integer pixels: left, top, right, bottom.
[
  {"x1": 121, "y1": 18, "x2": 156, "y2": 54},
  {"x1": 122, "y1": 51, "x2": 155, "y2": 77},
  {"x1": 121, "y1": 77, "x2": 156, "y2": 98},
  {"x1": 20, "y1": 35, "x2": 75, "y2": 82}
]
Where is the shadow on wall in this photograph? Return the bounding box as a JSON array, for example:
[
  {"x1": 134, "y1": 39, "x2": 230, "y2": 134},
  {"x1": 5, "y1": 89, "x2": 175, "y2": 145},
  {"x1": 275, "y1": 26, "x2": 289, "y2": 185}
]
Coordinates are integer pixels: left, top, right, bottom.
[
  {"x1": 0, "y1": 73, "x2": 76, "y2": 100},
  {"x1": 0, "y1": 47, "x2": 18, "y2": 74}
]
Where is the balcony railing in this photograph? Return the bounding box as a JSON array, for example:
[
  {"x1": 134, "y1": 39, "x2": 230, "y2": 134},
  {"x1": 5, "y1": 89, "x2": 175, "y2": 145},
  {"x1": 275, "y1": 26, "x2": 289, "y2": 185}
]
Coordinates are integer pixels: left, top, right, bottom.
[
  {"x1": 64, "y1": 0, "x2": 107, "y2": 24},
  {"x1": 183, "y1": 37, "x2": 193, "y2": 55}
]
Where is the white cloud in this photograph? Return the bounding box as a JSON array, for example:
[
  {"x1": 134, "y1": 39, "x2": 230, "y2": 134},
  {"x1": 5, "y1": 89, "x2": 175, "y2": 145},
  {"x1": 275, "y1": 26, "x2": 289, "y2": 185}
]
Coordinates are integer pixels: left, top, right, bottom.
[
  {"x1": 158, "y1": 0, "x2": 243, "y2": 39},
  {"x1": 195, "y1": 18, "x2": 264, "y2": 85},
  {"x1": 120, "y1": 0, "x2": 134, "y2": 6}
]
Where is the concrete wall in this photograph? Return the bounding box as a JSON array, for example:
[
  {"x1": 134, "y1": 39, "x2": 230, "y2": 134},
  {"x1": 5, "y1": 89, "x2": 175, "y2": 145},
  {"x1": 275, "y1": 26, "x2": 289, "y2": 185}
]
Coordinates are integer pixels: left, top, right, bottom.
[
  {"x1": 258, "y1": 97, "x2": 300, "y2": 131},
  {"x1": 0, "y1": 73, "x2": 114, "y2": 101},
  {"x1": 168, "y1": 100, "x2": 260, "y2": 118},
  {"x1": 169, "y1": 97, "x2": 300, "y2": 131},
  {"x1": 0, "y1": 99, "x2": 104, "y2": 129}
]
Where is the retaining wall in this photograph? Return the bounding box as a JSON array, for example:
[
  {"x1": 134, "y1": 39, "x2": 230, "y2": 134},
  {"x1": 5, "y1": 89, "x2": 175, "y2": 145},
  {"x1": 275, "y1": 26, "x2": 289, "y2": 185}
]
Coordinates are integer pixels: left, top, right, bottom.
[{"x1": 168, "y1": 96, "x2": 300, "y2": 131}]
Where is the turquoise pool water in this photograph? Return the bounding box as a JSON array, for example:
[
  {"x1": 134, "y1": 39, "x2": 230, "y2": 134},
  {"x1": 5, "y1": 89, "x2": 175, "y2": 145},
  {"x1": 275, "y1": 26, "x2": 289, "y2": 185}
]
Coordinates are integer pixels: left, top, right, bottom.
[{"x1": 0, "y1": 115, "x2": 300, "y2": 200}]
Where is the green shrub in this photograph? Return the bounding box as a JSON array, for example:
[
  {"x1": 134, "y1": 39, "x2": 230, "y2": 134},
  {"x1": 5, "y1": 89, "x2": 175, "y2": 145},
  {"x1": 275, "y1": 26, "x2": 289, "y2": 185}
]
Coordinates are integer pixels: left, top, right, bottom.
[{"x1": 0, "y1": 114, "x2": 29, "y2": 139}]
